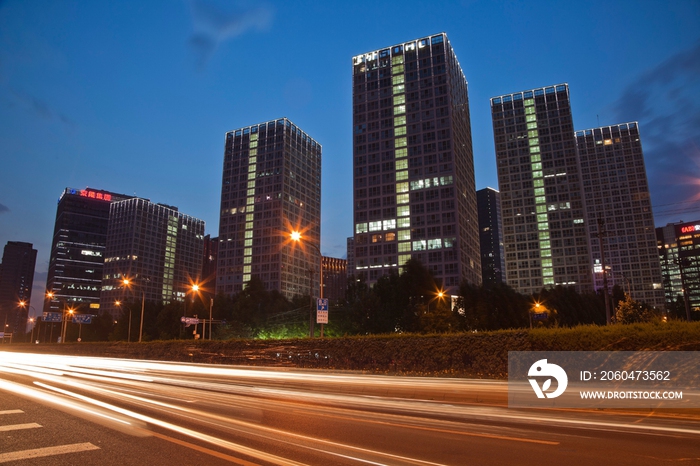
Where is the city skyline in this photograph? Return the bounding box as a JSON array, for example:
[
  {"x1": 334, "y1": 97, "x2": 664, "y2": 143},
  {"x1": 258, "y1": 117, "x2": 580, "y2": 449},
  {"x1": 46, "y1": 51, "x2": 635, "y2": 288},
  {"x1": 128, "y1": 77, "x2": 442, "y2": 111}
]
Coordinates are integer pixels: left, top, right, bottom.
[{"x1": 1, "y1": 1, "x2": 699, "y2": 315}]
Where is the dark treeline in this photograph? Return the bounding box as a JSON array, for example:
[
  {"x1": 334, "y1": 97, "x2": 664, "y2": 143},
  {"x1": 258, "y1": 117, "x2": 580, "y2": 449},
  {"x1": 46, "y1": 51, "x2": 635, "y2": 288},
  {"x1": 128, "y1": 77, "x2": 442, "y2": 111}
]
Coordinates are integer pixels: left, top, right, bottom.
[{"x1": 27, "y1": 259, "x2": 686, "y2": 344}]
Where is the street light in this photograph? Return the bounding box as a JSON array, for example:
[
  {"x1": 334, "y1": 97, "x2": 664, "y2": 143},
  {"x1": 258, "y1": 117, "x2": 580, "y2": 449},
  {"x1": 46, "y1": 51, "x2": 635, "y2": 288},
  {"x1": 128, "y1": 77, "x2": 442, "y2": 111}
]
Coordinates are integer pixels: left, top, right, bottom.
[
  {"x1": 115, "y1": 300, "x2": 132, "y2": 342},
  {"x1": 18, "y1": 300, "x2": 37, "y2": 343},
  {"x1": 290, "y1": 230, "x2": 324, "y2": 337},
  {"x1": 61, "y1": 308, "x2": 74, "y2": 343},
  {"x1": 123, "y1": 278, "x2": 146, "y2": 343}
]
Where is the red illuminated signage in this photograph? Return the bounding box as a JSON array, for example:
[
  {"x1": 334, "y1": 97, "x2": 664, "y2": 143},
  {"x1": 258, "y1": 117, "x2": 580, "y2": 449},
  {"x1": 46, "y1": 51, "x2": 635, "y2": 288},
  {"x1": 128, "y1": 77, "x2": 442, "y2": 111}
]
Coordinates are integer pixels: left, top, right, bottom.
[
  {"x1": 79, "y1": 190, "x2": 112, "y2": 201},
  {"x1": 680, "y1": 224, "x2": 700, "y2": 234}
]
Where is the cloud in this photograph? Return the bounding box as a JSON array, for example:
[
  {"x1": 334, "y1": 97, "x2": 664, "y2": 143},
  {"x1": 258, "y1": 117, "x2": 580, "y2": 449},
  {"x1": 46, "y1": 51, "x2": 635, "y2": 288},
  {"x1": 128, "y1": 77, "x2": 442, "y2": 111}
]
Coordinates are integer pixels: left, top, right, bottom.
[
  {"x1": 189, "y1": 0, "x2": 274, "y2": 69},
  {"x1": 9, "y1": 88, "x2": 75, "y2": 127},
  {"x1": 0, "y1": 203, "x2": 8, "y2": 214},
  {"x1": 612, "y1": 43, "x2": 700, "y2": 224}
]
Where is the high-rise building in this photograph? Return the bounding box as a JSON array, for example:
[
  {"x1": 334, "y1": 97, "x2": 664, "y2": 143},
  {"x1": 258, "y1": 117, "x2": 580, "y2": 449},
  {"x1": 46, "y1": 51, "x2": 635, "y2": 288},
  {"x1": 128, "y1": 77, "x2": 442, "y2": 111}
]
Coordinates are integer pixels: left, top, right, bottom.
[
  {"x1": 351, "y1": 33, "x2": 481, "y2": 291},
  {"x1": 576, "y1": 123, "x2": 664, "y2": 308},
  {"x1": 44, "y1": 187, "x2": 132, "y2": 315},
  {"x1": 0, "y1": 241, "x2": 37, "y2": 336},
  {"x1": 491, "y1": 84, "x2": 592, "y2": 295},
  {"x1": 657, "y1": 221, "x2": 700, "y2": 314},
  {"x1": 346, "y1": 237, "x2": 355, "y2": 278},
  {"x1": 322, "y1": 256, "x2": 347, "y2": 303},
  {"x1": 217, "y1": 118, "x2": 322, "y2": 300},
  {"x1": 202, "y1": 234, "x2": 218, "y2": 291},
  {"x1": 477, "y1": 187, "x2": 505, "y2": 287},
  {"x1": 100, "y1": 198, "x2": 205, "y2": 317}
]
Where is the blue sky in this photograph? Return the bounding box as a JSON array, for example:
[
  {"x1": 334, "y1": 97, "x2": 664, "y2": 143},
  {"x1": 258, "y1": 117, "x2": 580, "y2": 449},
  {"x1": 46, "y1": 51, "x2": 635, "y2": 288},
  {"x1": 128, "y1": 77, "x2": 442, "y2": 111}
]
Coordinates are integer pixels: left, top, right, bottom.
[{"x1": 1, "y1": 0, "x2": 699, "y2": 312}]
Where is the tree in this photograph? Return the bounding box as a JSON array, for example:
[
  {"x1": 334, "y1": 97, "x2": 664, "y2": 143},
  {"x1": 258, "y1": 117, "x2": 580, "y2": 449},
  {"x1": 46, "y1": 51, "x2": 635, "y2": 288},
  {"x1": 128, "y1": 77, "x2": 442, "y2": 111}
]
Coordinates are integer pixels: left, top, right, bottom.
[{"x1": 615, "y1": 295, "x2": 660, "y2": 324}]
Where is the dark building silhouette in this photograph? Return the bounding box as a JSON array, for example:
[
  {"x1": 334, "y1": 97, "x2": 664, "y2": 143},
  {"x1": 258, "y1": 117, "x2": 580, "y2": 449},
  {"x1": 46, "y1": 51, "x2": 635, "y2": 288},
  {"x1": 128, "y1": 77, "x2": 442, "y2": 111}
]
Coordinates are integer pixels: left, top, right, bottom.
[
  {"x1": 202, "y1": 235, "x2": 218, "y2": 292},
  {"x1": 322, "y1": 256, "x2": 347, "y2": 303},
  {"x1": 346, "y1": 237, "x2": 355, "y2": 277},
  {"x1": 476, "y1": 187, "x2": 505, "y2": 287},
  {"x1": 0, "y1": 241, "x2": 37, "y2": 336}
]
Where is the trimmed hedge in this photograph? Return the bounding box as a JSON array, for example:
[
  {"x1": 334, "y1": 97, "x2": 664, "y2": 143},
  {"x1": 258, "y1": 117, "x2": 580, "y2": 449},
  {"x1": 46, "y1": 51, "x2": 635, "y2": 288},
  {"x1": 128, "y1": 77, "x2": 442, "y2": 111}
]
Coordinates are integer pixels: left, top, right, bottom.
[{"x1": 6, "y1": 322, "x2": 699, "y2": 379}]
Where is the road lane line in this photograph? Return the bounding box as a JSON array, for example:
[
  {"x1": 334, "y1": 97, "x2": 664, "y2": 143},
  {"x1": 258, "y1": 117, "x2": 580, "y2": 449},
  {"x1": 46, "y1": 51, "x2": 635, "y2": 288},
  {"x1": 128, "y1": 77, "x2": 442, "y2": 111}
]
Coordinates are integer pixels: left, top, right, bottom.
[
  {"x1": 148, "y1": 431, "x2": 261, "y2": 466},
  {"x1": 0, "y1": 410, "x2": 23, "y2": 415},
  {"x1": 0, "y1": 442, "x2": 100, "y2": 463},
  {"x1": 0, "y1": 423, "x2": 42, "y2": 432}
]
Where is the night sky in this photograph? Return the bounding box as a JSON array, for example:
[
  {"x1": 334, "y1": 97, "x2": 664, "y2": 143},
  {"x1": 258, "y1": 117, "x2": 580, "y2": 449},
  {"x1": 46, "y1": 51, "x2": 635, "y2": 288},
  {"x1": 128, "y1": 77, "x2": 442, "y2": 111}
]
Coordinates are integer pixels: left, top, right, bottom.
[{"x1": 1, "y1": 0, "x2": 699, "y2": 315}]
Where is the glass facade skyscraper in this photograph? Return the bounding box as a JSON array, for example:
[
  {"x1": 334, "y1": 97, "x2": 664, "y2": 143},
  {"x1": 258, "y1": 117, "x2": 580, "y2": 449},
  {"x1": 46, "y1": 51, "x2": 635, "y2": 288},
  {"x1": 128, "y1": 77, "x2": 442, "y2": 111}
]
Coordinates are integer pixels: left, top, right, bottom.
[
  {"x1": 217, "y1": 118, "x2": 322, "y2": 300},
  {"x1": 576, "y1": 123, "x2": 664, "y2": 308},
  {"x1": 45, "y1": 187, "x2": 132, "y2": 315},
  {"x1": 491, "y1": 84, "x2": 592, "y2": 295},
  {"x1": 351, "y1": 33, "x2": 481, "y2": 290},
  {"x1": 100, "y1": 198, "x2": 205, "y2": 317}
]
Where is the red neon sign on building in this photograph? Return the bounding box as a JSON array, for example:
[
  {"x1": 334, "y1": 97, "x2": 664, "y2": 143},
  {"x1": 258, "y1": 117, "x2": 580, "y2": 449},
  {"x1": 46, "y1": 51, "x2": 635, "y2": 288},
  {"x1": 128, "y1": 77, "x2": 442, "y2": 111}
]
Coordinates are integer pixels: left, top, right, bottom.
[
  {"x1": 680, "y1": 224, "x2": 700, "y2": 234},
  {"x1": 79, "y1": 190, "x2": 112, "y2": 202}
]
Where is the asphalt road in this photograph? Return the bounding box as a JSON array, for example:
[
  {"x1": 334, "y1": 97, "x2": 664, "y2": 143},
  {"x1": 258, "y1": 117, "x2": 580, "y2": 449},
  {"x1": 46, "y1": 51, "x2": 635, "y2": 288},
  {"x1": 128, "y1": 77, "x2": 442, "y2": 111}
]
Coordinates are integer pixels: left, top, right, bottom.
[{"x1": 1, "y1": 352, "x2": 698, "y2": 465}]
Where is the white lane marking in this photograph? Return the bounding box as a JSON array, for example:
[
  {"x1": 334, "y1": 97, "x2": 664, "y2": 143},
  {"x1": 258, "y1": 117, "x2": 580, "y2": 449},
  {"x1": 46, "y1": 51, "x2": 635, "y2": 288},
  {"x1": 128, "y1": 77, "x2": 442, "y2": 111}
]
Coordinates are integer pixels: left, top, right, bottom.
[
  {"x1": 0, "y1": 410, "x2": 23, "y2": 415},
  {"x1": 0, "y1": 423, "x2": 42, "y2": 432},
  {"x1": 0, "y1": 443, "x2": 100, "y2": 463}
]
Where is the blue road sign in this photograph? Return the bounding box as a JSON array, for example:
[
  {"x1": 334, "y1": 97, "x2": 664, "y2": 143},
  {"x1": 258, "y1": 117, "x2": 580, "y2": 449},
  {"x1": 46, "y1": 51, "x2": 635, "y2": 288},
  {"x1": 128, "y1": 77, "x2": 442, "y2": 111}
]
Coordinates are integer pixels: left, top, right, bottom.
[
  {"x1": 317, "y1": 298, "x2": 329, "y2": 311},
  {"x1": 180, "y1": 317, "x2": 200, "y2": 326},
  {"x1": 72, "y1": 314, "x2": 93, "y2": 324},
  {"x1": 43, "y1": 312, "x2": 63, "y2": 322},
  {"x1": 532, "y1": 312, "x2": 548, "y2": 321}
]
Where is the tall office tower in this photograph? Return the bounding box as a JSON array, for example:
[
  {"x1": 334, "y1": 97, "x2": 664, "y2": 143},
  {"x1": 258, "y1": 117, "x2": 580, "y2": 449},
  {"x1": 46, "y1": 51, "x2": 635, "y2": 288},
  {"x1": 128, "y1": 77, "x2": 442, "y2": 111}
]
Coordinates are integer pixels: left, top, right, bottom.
[
  {"x1": 322, "y1": 256, "x2": 347, "y2": 303},
  {"x1": 656, "y1": 222, "x2": 685, "y2": 307},
  {"x1": 44, "y1": 187, "x2": 132, "y2": 315},
  {"x1": 202, "y1": 235, "x2": 218, "y2": 290},
  {"x1": 0, "y1": 241, "x2": 37, "y2": 336},
  {"x1": 576, "y1": 123, "x2": 664, "y2": 308},
  {"x1": 100, "y1": 198, "x2": 205, "y2": 317},
  {"x1": 346, "y1": 237, "x2": 355, "y2": 278},
  {"x1": 352, "y1": 33, "x2": 481, "y2": 291},
  {"x1": 217, "y1": 118, "x2": 322, "y2": 300},
  {"x1": 491, "y1": 84, "x2": 591, "y2": 295},
  {"x1": 476, "y1": 187, "x2": 505, "y2": 287}
]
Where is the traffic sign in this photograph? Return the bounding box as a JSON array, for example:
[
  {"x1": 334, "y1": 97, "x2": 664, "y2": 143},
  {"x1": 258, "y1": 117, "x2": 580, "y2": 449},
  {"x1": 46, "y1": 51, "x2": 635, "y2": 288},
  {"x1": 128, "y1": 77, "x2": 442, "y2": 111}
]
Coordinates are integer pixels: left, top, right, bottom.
[
  {"x1": 72, "y1": 314, "x2": 93, "y2": 324},
  {"x1": 317, "y1": 298, "x2": 328, "y2": 311},
  {"x1": 180, "y1": 317, "x2": 200, "y2": 326},
  {"x1": 316, "y1": 310, "x2": 328, "y2": 324},
  {"x1": 532, "y1": 312, "x2": 548, "y2": 321},
  {"x1": 43, "y1": 312, "x2": 63, "y2": 322}
]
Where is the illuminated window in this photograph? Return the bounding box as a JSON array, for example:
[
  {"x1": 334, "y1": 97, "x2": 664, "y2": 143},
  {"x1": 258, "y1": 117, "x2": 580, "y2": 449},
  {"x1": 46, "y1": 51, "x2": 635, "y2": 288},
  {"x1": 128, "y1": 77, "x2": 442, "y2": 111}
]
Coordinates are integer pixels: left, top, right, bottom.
[
  {"x1": 399, "y1": 242, "x2": 411, "y2": 252},
  {"x1": 526, "y1": 115, "x2": 536, "y2": 122},
  {"x1": 395, "y1": 126, "x2": 406, "y2": 136},
  {"x1": 397, "y1": 206, "x2": 410, "y2": 216},
  {"x1": 394, "y1": 115, "x2": 406, "y2": 126},
  {"x1": 393, "y1": 95, "x2": 405, "y2": 105},
  {"x1": 397, "y1": 217, "x2": 410, "y2": 228},
  {"x1": 392, "y1": 55, "x2": 404, "y2": 65},
  {"x1": 396, "y1": 193, "x2": 409, "y2": 204},
  {"x1": 530, "y1": 146, "x2": 540, "y2": 154},
  {"x1": 394, "y1": 105, "x2": 406, "y2": 115},
  {"x1": 383, "y1": 219, "x2": 396, "y2": 230},
  {"x1": 392, "y1": 75, "x2": 405, "y2": 85},
  {"x1": 392, "y1": 64, "x2": 404, "y2": 74},
  {"x1": 355, "y1": 223, "x2": 368, "y2": 233},
  {"x1": 398, "y1": 254, "x2": 411, "y2": 266},
  {"x1": 538, "y1": 223, "x2": 549, "y2": 231},
  {"x1": 527, "y1": 122, "x2": 538, "y2": 129},
  {"x1": 386, "y1": 232, "x2": 396, "y2": 241},
  {"x1": 393, "y1": 85, "x2": 405, "y2": 95},
  {"x1": 396, "y1": 182, "x2": 409, "y2": 193},
  {"x1": 398, "y1": 230, "x2": 411, "y2": 241},
  {"x1": 529, "y1": 138, "x2": 539, "y2": 146},
  {"x1": 528, "y1": 130, "x2": 538, "y2": 138},
  {"x1": 396, "y1": 170, "x2": 408, "y2": 181},
  {"x1": 440, "y1": 176, "x2": 453, "y2": 185},
  {"x1": 427, "y1": 239, "x2": 442, "y2": 249},
  {"x1": 395, "y1": 148, "x2": 407, "y2": 158},
  {"x1": 535, "y1": 188, "x2": 545, "y2": 196},
  {"x1": 530, "y1": 154, "x2": 541, "y2": 162},
  {"x1": 540, "y1": 249, "x2": 552, "y2": 257},
  {"x1": 412, "y1": 240, "x2": 426, "y2": 251},
  {"x1": 395, "y1": 137, "x2": 407, "y2": 148},
  {"x1": 369, "y1": 221, "x2": 382, "y2": 231},
  {"x1": 396, "y1": 159, "x2": 408, "y2": 170}
]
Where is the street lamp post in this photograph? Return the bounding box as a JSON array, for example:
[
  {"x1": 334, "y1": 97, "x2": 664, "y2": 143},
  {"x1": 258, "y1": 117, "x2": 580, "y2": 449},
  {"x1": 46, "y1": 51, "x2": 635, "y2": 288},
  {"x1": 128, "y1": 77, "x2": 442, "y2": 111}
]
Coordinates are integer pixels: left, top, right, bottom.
[
  {"x1": 123, "y1": 279, "x2": 146, "y2": 342},
  {"x1": 19, "y1": 301, "x2": 37, "y2": 343},
  {"x1": 290, "y1": 231, "x2": 324, "y2": 338},
  {"x1": 61, "y1": 308, "x2": 74, "y2": 343}
]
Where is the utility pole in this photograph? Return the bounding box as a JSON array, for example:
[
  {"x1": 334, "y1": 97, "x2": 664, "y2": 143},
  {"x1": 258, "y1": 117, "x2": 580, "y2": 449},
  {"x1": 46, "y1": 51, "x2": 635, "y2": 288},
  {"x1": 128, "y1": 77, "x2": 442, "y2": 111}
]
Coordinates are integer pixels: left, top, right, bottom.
[{"x1": 597, "y1": 218, "x2": 612, "y2": 325}]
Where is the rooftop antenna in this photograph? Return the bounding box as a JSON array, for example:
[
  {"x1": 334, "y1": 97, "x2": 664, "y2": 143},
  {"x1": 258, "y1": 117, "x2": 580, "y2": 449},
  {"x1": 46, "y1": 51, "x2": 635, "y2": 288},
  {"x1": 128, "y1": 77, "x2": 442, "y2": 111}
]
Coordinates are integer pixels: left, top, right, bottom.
[{"x1": 597, "y1": 114, "x2": 600, "y2": 126}]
